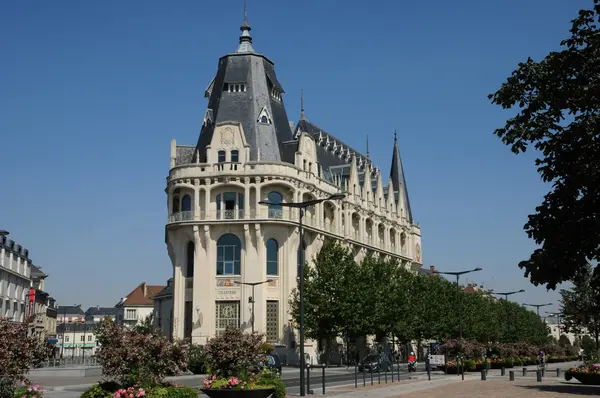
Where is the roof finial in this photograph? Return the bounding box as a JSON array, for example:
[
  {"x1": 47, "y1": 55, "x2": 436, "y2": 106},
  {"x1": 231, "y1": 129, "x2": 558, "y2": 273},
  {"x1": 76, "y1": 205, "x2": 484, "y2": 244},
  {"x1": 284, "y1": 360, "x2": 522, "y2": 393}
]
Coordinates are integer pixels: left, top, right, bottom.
[
  {"x1": 366, "y1": 134, "x2": 370, "y2": 159},
  {"x1": 394, "y1": 129, "x2": 398, "y2": 145},
  {"x1": 236, "y1": 0, "x2": 254, "y2": 53},
  {"x1": 300, "y1": 89, "x2": 305, "y2": 120}
]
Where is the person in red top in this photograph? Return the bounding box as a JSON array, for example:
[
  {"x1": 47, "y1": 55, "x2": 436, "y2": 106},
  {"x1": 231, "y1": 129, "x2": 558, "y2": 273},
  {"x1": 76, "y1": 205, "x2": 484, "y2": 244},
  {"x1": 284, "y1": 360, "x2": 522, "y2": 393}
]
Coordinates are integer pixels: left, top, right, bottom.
[{"x1": 408, "y1": 352, "x2": 416, "y2": 363}]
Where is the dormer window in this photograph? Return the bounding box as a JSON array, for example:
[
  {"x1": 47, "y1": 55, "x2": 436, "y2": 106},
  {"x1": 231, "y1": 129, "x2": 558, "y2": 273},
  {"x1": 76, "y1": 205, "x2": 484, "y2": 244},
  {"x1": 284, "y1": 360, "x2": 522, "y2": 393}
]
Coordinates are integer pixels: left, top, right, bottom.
[
  {"x1": 257, "y1": 107, "x2": 273, "y2": 125},
  {"x1": 223, "y1": 83, "x2": 247, "y2": 93},
  {"x1": 218, "y1": 151, "x2": 226, "y2": 163},
  {"x1": 231, "y1": 150, "x2": 239, "y2": 163},
  {"x1": 270, "y1": 87, "x2": 282, "y2": 101}
]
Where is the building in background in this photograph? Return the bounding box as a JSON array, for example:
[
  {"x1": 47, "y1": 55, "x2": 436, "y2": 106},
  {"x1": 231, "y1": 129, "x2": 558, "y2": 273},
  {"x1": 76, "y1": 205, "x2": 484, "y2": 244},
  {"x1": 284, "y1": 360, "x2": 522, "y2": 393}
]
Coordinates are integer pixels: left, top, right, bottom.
[
  {"x1": 56, "y1": 322, "x2": 97, "y2": 358},
  {"x1": 0, "y1": 234, "x2": 33, "y2": 322},
  {"x1": 56, "y1": 305, "x2": 85, "y2": 358},
  {"x1": 85, "y1": 306, "x2": 117, "y2": 323},
  {"x1": 116, "y1": 282, "x2": 164, "y2": 328},
  {"x1": 164, "y1": 10, "x2": 421, "y2": 361},
  {"x1": 30, "y1": 265, "x2": 58, "y2": 343},
  {"x1": 153, "y1": 278, "x2": 174, "y2": 339}
]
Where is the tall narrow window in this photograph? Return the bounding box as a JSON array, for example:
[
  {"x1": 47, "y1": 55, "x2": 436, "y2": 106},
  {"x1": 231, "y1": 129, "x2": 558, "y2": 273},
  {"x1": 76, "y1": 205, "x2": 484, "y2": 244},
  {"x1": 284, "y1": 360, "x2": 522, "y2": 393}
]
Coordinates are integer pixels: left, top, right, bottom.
[
  {"x1": 216, "y1": 234, "x2": 241, "y2": 275},
  {"x1": 181, "y1": 195, "x2": 192, "y2": 212},
  {"x1": 231, "y1": 150, "x2": 239, "y2": 163},
  {"x1": 267, "y1": 192, "x2": 283, "y2": 219},
  {"x1": 266, "y1": 239, "x2": 279, "y2": 276},
  {"x1": 186, "y1": 241, "x2": 194, "y2": 278},
  {"x1": 266, "y1": 301, "x2": 279, "y2": 343},
  {"x1": 218, "y1": 151, "x2": 226, "y2": 163}
]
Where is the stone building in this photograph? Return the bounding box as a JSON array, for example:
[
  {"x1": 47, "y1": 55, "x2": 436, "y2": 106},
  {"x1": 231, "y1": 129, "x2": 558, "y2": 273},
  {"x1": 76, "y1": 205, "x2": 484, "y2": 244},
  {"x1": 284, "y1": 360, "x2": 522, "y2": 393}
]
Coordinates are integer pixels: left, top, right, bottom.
[
  {"x1": 164, "y1": 11, "x2": 422, "y2": 361},
  {"x1": 0, "y1": 234, "x2": 33, "y2": 322}
]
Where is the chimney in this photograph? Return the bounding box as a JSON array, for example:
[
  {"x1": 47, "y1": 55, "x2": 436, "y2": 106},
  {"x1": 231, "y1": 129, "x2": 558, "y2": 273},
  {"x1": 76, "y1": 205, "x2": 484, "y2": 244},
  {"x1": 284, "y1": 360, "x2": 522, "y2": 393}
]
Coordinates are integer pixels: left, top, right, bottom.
[
  {"x1": 429, "y1": 265, "x2": 436, "y2": 275},
  {"x1": 142, "y1": 282, "x2": 147, "y2": 297}
]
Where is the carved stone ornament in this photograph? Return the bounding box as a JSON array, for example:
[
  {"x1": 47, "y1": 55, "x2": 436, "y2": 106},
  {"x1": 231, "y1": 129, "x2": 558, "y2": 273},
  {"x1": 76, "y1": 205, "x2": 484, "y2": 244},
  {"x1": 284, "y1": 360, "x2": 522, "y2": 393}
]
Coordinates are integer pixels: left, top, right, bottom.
[
  {"x1": 415, "y1": 243, "x2": 422, "y2": 263},
  {"x1": 220, "y1": 127, "x2": 235, "y2": 146}
]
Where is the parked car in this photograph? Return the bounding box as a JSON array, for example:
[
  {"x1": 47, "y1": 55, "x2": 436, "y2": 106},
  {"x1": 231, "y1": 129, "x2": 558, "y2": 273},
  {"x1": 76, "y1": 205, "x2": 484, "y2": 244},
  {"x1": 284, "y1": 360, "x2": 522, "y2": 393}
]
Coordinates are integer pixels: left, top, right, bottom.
[
  {"x1": 358, "y1": 353, "x2": 392, "y2": 373},
  {"x1": 250, "y1": 353, "x2": 282, "y2": 376}
]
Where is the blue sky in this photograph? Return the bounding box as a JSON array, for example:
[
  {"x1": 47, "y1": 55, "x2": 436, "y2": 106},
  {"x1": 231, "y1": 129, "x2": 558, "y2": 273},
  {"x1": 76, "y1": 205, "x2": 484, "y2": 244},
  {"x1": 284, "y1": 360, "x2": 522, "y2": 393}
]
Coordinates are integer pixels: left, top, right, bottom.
[{"x1": 0, "y1": 0, "x2": 589, "y2": 312}]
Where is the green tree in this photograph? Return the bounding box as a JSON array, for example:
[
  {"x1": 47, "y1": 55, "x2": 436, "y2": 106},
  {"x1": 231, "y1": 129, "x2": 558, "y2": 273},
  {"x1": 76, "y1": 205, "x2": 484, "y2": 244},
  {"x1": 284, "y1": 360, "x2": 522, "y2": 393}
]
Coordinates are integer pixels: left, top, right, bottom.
[
  {"x1": 488, "y1": 0, "x2": 600, "y2": 288},
  {"x1": 461, "y1": 292, "x2": 503, "y2": 343},
  {"x1": 289, "y1": 241, "x2": 360, "y2": 353},
  {"x1": 558, "y1": 334, "x2": 572, "y2": 347},
  {"x1": 560, "y1": 262, "x2": 600, "y2": 358}
]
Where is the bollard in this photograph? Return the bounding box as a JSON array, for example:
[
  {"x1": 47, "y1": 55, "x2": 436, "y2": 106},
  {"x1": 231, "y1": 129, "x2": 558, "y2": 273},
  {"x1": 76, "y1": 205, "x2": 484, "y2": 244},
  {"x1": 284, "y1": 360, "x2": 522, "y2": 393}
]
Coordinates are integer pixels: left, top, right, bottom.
[
  {"x1": 370, "y1": 368, "x2": 374, "y2": 386},
  {"x1": 391, "y1": 362, "x2": 394, "y2": 382},
  {"x1": 306, "y1": 366, "x2": 312, "y2": 394},
  {"x1": 385, "y1": 368, "x2": 388, "y2": 384},
  {"x1": 501, "y1": 367, "x2": 505, "y2": 376},
  {"x1": 397, "y1": 360, "x2": 400, "y2": 380},
  {"x1": 556, "y1": 368, "x2": 561, "y2": 378},
  {"x1": 354, "y1": 364, "x2": 358, "y2": 388},
  {"x1": 509, "y1": 370, "x2": 515, "y2": 381},
  {"x1": 523, "y1": 367, "x2": 527, "y2": 377},
  {"x1": 481, "y1": 369, "x2": 487, "y2": 380},
  {"x1": 542, "y1": 368, "x2": 546, "y2": 377},
  {"x1": 322, "y1": 366, "x2": 326, "y2": 395},
  {"x1": 378, "y1": 365, "x2": 381, "y2": 384},
  {"x1": 536, "y1": 370, "x2": 542, "y2": 382},
  {"x1": 363, "y1": 366, "x2": 366, "y2": 387}
]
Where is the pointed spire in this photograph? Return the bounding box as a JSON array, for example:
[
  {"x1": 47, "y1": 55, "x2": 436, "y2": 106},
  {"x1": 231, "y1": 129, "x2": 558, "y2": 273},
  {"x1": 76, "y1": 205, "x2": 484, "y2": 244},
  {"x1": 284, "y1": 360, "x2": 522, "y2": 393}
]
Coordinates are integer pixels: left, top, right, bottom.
[
  {"x1": 390, "y1": 130, "x2": 413, "y2": 223},
  {"x1": 236, "y1": 0, "x2": 255, "y2": 53},
  {"x1": 300, "y1": 89, "x2": 306, "y2": 120},
  {"x1": 366, "y1": 134, "x2": 370, "y2": 159}
]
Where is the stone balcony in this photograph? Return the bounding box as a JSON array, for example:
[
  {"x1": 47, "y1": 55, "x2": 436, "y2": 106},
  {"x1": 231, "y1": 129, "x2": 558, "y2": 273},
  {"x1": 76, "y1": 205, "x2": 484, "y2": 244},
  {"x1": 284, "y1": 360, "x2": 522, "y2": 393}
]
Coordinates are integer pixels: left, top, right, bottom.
[{"x1": 167, "y1": 208, "x2": 408, "y2": 259}]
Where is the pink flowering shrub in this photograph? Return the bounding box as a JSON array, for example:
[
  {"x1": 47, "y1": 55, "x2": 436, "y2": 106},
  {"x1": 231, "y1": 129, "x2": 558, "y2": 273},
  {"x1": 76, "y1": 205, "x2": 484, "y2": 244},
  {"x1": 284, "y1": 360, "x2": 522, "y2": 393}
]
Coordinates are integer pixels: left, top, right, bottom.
[
  {"x1": 13, "y1": 381, "x2": 44, "y2": 398},
  {"x1": 94, "y1": 318, "x2": 189, "y2": 387},
  {"x1": 0, "y1": 317, "x2": 52, "y2": 396},
  {"x1": 203, "y1": 327, "x2": 266, "y2": 377},
  {"x1": 113, "y1": 386, "x2": 146, "y2": 398}
]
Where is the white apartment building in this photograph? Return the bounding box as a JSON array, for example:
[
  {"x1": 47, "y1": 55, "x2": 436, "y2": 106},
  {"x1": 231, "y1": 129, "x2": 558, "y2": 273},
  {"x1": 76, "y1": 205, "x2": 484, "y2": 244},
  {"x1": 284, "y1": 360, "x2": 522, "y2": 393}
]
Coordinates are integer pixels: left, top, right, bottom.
[
  {"x1": 164, "y1": 12, "x2": 422, "y2": 361},
  {"x1": 0, "y1": 234, "x2": 32, "y2": 322}
]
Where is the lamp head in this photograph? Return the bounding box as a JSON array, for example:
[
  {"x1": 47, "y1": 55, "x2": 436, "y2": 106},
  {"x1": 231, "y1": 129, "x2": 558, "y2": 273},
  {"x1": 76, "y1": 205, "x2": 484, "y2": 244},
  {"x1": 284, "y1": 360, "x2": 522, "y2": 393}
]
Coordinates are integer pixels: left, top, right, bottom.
[
  {"x1": 328, "y1": 193, "x2": 346, "y2": 200},
  {"x1": 473, "y1": 267, "x2": 483, "y2": 272}
]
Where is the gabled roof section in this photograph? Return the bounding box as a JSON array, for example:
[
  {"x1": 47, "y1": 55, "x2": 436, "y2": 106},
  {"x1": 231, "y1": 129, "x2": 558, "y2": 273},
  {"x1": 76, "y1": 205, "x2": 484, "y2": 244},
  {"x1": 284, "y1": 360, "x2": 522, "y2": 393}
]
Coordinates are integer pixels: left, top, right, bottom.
[
  {"x1": 390, "y1": 131, "x2": 413, "y2": 223},
  {"x1": 119, "y1": 282, "x2": 165, "y2": 307}
]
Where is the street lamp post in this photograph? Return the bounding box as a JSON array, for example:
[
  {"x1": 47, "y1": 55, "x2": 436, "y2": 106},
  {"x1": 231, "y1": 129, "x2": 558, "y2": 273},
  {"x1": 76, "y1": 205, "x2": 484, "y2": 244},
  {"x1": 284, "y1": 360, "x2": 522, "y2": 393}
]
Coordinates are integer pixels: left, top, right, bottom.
[
  {"x1": 259, "y1": 192, "x2": 346, "y2": 397},
  {"x1": 234, "y1": 279, "x2": 273, "y2": 333},
  {"x1": 523, "y1": 302, "x2": 553, "y2": 317},
  {"x1": 494, "y1": 290, "x2": 525, "y2": 340},
  {"x1": 0, "y1": 230, "x2": 9, "y2": 237},
  {"x1": 432, "y1": 268, "x2": 483, "y2": 341}
]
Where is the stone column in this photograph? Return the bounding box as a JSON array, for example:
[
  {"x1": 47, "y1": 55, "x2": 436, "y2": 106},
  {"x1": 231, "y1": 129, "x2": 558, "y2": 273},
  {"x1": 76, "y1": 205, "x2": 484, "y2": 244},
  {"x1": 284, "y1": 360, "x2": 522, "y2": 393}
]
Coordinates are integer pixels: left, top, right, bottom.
[
  {"x1": 194, "y1": 183, "x2": 201, "y2": 221},
  {"x1": 204, "y1": 179, "x2": 211, "y2": 220},
  {"x1": 244, "y1": 178, "x2": 250, "y2": 219},
  {"x1": 192, "y1": 226, "x2": 210, "y2": 342},
  {"x1": 170, "y1": 239, "x2": 185, "y2": 341}
]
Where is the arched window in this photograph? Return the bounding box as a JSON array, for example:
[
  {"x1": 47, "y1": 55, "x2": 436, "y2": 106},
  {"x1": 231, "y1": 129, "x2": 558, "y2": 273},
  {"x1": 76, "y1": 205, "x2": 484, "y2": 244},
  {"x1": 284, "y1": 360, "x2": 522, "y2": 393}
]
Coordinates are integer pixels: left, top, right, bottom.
[
  {"x1": 266, "y1": 239, "x2": 279, "y2": 276},
  {"x1": 216, "y1": 234, "x2": 241, "y2": 275},
  {"x1": 231, "y1": 150, "x2": 239, "y2": 163},
  {"x1": 181, "y1": 194, "x2": 192, "y2": 212},
  {"x1": 172, "y1": 197, "x2": 180, "y2": 213},
  {"x1": 218, "y1": 150, "x2": 226, "y2": 163},
  {"x1": 267, "y1": 191, "x2": 283, "y2": 219},
  {"x1": 186, "y1": 241, "x2": 194, "y2": 278}
]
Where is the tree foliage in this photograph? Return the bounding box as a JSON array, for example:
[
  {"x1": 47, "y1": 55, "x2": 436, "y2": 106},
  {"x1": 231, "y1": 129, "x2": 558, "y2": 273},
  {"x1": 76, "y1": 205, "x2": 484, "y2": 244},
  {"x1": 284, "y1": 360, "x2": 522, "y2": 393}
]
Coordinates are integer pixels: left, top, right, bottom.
[
  {"x1": 488, "y1": 0, "x2": 600, "y2": 288},
  {"x1": 560, "y1": 262, "x2": 600, "y2": 357},
  {"x1": 0, "y1": 317, "x2": 53, "y2": 397},
  {"x1": 289, "y1": 243, "x2": 550, "y2": 351}
]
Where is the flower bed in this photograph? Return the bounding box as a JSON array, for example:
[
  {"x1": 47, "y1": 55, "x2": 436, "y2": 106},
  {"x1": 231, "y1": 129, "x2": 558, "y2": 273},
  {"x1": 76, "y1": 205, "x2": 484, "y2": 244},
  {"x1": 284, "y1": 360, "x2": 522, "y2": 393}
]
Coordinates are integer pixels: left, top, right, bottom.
[
  {"x1": 200, "y1": 328, "x2": 286, "y2": 398},
  {"x1": 564, "y1": 363, "x2": 600, "y2": 385},
  {"x1": 80, "y1": 381, "x2": 199, "y2": 398}
]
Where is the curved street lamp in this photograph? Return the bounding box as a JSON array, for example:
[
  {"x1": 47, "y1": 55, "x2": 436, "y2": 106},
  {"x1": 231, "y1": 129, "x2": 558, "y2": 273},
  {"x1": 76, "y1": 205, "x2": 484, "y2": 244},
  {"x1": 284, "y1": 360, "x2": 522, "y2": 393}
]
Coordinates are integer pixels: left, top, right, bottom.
[
  {"x1": 522, "y1": 302, "x2": 553, "y2": 317},
  {"x1": 258, "y1": 192, "x2": 346, "y2": 396},
  {"x1": 234, "y1": 279, "x2": 273, "y2": 333},
  {"x1": 494, "y1": 289, "x2": 525, "y2": 340},
  {"x1": 0, "y1": 230, "x2": 9, "y2": 237},
  {"x1": 431, "y1": 267, "x2": 483, "y2": 341}
]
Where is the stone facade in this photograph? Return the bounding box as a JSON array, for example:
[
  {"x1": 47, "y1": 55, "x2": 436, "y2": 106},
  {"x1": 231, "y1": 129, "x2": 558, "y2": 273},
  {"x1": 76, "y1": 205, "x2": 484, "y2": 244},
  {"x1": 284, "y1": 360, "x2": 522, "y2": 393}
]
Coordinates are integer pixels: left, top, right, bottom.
[
  {"x1": 0, "y1": 235, "x2": 32, "y2": 322},
  {"x1": 164, "y1": 9, "x2": 422, "y2": 362}
]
